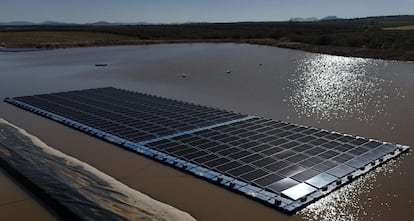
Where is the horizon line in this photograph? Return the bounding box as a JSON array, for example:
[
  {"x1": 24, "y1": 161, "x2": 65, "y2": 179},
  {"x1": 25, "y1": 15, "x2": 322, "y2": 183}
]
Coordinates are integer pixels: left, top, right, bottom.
[{"x1": 1, "y1": 14, "x2": 413, "y2": 25}]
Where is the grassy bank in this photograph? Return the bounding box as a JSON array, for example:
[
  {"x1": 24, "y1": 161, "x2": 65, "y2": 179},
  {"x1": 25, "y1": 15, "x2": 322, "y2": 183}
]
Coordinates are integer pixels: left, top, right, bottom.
[{"x1": 1, "y1": 15, "x2": 414, "y2": 60}]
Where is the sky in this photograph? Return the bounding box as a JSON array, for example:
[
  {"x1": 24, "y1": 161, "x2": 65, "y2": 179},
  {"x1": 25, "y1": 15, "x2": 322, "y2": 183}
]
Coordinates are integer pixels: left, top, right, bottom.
[{"x1": 1, "y1": 0, "x2": 414, "y2": 23}]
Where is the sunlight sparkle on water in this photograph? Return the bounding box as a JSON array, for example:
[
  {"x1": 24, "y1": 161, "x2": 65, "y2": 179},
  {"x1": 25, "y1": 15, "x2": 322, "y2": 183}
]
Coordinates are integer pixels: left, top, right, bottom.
[
  {"x1": 299, "y1": 154, "x2": 408, "y2": 221},
  {"x1": 288, "y1": 54, "x2": 387, "y2": 121}
]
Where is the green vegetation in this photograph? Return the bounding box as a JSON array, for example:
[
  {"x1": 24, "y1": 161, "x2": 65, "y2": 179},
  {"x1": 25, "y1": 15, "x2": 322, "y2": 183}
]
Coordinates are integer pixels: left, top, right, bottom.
[{"x1": 1, "y1": 15, "x2": 414, "y2": 60}]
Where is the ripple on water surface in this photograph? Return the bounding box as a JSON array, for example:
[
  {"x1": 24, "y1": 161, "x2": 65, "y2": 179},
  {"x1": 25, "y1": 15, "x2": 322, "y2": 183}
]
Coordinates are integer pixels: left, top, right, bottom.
[
  {"x1": 287, "y1": 54, "x2": 393, "y2": 122},
  {"x1": 299, "y1": 151, "x2": 410, "y2": 221}
]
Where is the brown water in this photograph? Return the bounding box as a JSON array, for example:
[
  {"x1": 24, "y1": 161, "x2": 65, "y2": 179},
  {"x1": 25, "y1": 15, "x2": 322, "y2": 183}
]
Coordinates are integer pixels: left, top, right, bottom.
[
  {"x1": 0, "y1": 168, "x2": 59, "y2": 220},
  {"x1": 0, "y1": 43, "x2": 413, "y2": 221}
]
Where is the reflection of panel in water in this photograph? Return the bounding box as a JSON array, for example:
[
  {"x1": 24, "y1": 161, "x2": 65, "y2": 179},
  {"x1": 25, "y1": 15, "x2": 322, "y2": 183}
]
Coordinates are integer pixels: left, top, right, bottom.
[{"x1": 4, "y1": 87, "x2": 409, "y2": 214}]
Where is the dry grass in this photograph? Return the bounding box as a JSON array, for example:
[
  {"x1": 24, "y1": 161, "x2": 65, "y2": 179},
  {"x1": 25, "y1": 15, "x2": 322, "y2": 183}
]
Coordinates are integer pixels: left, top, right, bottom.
[
  {"x1": 383, "y1": 25, "x2": 414, "y2": 30},
  {"x1": 1, "y1": 24, "x2": 413, "y2": 61},
  {"x1": 0, "y1": 31, "x2": 137, "y2": 47}
]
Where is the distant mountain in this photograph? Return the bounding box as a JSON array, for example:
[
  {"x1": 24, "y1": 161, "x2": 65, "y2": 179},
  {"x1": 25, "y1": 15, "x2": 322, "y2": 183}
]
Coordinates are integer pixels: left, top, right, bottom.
[
  {"x1": 290, "y1": 17, "x2": 318, "y2": 22},
  {"x1": 40, "y1": 20, "x2": 74, "y2": 26},
  {"x1": 320, "y1": 16, "x2": 343, "y2": 21},
  {"x1": 89, "y1": 21, "x2": 112, "y2": 26},
  {"x1": 88, "y1": 21, "x2": 152, "y2": 26},
  {"x1": 0, "y1": 21, "x2": 35, "y2": 26},
  {"x1": 0, "y1": 15, "x2": 412, "y2": 26},
  {"x1": 0, "y1": 21, "x2": 70, "y2": 26},
  {"x1": 0, "y1": 21, "x2": 152, "y2": 26},
  {"x1": 290, "y1": 16, "x2": 344, "y2": 22}
]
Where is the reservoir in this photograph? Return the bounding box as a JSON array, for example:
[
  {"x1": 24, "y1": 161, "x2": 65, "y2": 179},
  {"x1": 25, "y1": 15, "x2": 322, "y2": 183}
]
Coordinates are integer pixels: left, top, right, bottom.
[{"x1": 0, "y1": 43, "x2": 413, "y2": 221}]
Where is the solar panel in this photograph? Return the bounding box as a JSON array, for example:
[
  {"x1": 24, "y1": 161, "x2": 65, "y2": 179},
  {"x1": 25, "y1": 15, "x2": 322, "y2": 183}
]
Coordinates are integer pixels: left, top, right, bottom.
[
  {"x1": 4, "y1": 87, "x2": 409, "y2": 214},
  {"x1": 9, "y1": 87, "x2": 246, "y2": 142}
]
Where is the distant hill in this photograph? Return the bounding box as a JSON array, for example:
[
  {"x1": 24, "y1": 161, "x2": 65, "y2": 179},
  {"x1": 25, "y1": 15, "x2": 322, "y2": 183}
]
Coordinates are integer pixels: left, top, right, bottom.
[
  {"x1": 0, "y1": 15, "x2": 413, "y2": 26},
  {"x1": 89, "y1": 21, "x2": 113, "y2": 26},
  {"x1": 0, "y1": 21, "x2": 151, "y2": 26},
  {"x1": 88, "y1": 21, "x2": 151, "y2": 26},
  {"x1": 290, "y1": 17, "x2": 318, "y2": 22},
  {"x1": 0, "y1": 21, "x2": 36, "y2": 26},
  {"x1": 320, "y1": 16, "x2": 342, "y2": 21},
  {"x1": 0, "y1": 21, "x2": 72, "y2": 26},
  {"x1": 290, "y1": 16, "x2": 343, "y2": 22},
  {"x1": 40, "y1": 21, "x2": 74, "y2": 26}
]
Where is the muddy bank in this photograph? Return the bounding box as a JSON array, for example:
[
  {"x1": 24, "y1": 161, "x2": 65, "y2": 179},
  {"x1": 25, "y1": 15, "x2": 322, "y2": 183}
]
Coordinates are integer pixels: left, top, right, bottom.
[
  {"x1": 0, "y1": 39, "x2": 236, "y2": 50},
  {"x1": 271, "y1": 41, "x2": 414, "y2": 61},
  {"x1": 238, "y1": 39, "x2": 414, "y2": 61},
  {"x1": 0, "y1": 118, "x2": 196, "y2": 221},
  {"x1": 2, "y1": 38, "x2": 414, "y2": 61}
]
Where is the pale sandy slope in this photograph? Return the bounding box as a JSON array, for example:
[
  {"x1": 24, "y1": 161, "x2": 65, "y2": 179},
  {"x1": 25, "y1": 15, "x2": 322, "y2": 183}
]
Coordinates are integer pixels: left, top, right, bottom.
[{"x1": 0, "y1": 118, "x2": 197, "y2": 221}]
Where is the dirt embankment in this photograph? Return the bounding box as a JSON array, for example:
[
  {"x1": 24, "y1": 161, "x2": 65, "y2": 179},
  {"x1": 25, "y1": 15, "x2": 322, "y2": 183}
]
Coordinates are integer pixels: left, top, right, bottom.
[
  {"x1": 1, "y1": 30, "x2": 413, "y2": 61},
  {"x1": 3, "y1": 38, "x2": 413, "y2": 61},
  {"x1": 0, "y1": 118, "x2": 197, "y2": 221},
  {"x1": 241, "y1": 39, "x2": 414, "y2": 61}
]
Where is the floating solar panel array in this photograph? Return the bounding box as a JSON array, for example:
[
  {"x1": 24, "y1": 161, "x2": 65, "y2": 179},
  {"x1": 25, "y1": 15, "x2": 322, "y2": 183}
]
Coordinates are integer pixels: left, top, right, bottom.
[{"x1": 4, "y1": 87, "x2": 409, "y2": 214}]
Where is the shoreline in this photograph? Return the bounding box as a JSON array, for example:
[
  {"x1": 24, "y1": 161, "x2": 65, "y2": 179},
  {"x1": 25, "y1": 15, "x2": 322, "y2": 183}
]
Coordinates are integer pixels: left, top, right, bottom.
[
  {"x1": 245, "y1": 39, "x2": 414, "y2": 61},
  {"x1": 2, "y1": 39, "x2": 414, "y2": 61}
]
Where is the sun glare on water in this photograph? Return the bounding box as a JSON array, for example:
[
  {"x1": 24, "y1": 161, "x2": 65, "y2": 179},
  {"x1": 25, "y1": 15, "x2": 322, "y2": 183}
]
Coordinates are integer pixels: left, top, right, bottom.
[
  {"x1": 298, "y1": 155, "x2": 406, "y2": 221},
  {"x1": 288, "y1": 54, "x2": 388, "y2": 121}
]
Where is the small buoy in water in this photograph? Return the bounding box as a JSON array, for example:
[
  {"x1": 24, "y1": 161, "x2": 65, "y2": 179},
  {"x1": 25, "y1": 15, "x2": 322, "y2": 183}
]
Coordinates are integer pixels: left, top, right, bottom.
[
  {"x1": 226, "y1": 70, "x2": 232, "y2": 74},
  {"x1": 181, "y1": 73, "x2": 188, "y2": 78},
  {"x1": 259, "y1": 63, "x2": 262, "y2": 66}
]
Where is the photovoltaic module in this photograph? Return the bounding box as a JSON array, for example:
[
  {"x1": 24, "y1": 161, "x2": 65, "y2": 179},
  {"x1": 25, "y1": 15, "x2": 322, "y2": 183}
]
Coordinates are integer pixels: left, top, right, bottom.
[{"x1": 4, "y1": 87, "x2": 409, "y2": 214}]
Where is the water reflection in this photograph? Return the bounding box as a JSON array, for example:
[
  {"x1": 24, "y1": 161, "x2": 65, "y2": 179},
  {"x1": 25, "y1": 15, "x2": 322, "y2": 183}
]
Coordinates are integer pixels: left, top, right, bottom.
[
  {"x1": 288, "y1": 54, "x2": 386, "y2": 121},
  {"x1": 299, "y1": 155, "x2": 407, "y2": 221}
]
